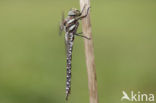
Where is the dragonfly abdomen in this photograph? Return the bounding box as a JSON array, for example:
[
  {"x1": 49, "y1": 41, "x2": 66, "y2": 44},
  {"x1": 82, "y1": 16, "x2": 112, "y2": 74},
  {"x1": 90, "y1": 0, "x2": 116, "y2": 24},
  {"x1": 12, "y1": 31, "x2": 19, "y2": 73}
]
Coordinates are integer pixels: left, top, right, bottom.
[
  {"x1": 65, "y1": 32, "x2": 74, "y2": 100},
  {"x1": 65, "y1": 17, "x2": 79, "y2": 100}
]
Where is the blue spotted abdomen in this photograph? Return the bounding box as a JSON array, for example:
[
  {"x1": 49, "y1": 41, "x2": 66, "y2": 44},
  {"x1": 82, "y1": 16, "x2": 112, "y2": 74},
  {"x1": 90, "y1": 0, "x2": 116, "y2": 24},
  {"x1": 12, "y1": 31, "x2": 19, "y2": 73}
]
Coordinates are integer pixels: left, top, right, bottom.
[{"x1": 64, "y1": 18, "x2": 79, "y2": 100}]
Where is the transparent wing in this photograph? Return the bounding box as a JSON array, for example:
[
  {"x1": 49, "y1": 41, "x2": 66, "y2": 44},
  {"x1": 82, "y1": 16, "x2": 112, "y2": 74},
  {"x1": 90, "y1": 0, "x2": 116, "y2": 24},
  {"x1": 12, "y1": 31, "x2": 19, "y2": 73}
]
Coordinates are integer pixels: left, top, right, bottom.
[{"x1": 59, "y1": 11, "x2": 65, "y2": 36}]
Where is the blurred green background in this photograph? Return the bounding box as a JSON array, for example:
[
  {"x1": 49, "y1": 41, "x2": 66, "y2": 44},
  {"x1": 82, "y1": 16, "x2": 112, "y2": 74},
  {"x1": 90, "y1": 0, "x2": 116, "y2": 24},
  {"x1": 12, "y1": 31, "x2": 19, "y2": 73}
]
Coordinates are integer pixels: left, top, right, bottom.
[{"x1": 0, "y1": 0, "x2": 156, "y2": 103}]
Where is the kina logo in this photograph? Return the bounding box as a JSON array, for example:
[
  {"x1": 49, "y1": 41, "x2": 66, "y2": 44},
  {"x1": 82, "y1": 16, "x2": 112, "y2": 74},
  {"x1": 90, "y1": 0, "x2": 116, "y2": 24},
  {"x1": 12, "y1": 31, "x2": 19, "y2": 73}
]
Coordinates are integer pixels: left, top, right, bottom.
[{"x1": 121, "y1": 91, "x2": 155, "y2": 102}]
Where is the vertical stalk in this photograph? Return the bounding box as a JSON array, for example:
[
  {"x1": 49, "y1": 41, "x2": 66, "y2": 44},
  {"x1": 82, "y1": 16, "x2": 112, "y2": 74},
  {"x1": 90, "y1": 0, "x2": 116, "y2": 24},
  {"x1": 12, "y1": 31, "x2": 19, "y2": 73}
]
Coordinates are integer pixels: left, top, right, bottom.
[{"x1": 79, "y1": 0, "x2": 98, "y2": 103}]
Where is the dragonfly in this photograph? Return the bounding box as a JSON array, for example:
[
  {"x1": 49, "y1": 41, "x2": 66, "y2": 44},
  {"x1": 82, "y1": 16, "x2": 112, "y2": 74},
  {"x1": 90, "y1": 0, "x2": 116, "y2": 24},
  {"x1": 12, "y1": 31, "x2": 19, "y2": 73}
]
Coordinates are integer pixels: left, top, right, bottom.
[{"x1": 59, "y1": 5, "x2": 90, "y2": 100}]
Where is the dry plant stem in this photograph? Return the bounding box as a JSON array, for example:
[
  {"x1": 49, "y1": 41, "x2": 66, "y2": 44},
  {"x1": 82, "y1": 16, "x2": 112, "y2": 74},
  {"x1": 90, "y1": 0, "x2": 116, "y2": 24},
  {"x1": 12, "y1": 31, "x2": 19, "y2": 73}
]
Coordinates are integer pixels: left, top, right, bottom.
[{"x1": 80, "y1": 0, "x2": 98, "y2": 103}]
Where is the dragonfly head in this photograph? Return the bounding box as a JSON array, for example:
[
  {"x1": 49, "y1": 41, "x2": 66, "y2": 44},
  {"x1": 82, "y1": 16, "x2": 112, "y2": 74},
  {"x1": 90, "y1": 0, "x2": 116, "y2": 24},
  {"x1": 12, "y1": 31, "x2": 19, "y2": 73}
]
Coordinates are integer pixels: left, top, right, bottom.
[{"x1": 68, "y1": 8, "x2": 81, "y2": 17}]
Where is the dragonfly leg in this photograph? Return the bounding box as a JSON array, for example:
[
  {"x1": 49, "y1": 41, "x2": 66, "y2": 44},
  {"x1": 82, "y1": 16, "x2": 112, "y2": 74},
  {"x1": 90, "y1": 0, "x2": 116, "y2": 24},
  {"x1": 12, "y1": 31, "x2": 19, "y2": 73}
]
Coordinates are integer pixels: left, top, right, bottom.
[
  {"x1": 80, "y1": 4, "x2": 87, "y2": 14},
  {"x1": 77, "y1": 7, "x2": 91, "y2": 20},
  {"x1": 75, "y1": 32, "x2": 91, "y2": 40}
]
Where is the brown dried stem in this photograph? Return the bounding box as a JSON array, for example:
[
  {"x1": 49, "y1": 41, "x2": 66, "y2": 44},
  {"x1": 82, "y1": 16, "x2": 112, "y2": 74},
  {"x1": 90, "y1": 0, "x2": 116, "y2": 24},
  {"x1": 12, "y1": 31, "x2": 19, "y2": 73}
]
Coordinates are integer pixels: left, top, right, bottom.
[{"x1": 79, "y1": 0, "x2": 98, "y2": 103}]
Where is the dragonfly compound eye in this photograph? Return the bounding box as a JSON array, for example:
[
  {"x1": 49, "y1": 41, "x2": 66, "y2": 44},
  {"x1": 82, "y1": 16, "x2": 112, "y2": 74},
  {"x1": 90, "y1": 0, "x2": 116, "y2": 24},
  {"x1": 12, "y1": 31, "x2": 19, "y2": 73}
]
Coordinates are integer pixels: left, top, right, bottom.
[
  {"x1": 75, "y1": 10, "x2": 81, "y2": 16},
  {"x1": 68, "y1": 10, "x2": 76, "y2": 16},
  {"x1": 68, "y1": 8, "x2": 80, "y2": 16}
]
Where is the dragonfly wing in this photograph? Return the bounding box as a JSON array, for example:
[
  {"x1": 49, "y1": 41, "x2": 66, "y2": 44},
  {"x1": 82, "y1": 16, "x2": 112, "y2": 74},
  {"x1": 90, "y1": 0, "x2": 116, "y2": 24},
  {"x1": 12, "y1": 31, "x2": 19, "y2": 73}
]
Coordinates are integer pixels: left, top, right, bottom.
[{"x1": 59, "y1": 11, "x2": 65, "y2": 36}]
